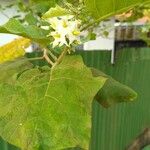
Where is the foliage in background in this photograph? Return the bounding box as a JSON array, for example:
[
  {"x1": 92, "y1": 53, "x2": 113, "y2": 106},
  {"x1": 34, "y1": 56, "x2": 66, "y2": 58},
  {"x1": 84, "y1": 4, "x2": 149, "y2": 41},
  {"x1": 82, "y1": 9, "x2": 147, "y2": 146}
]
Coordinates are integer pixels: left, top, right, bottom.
[
  {"x1": 0, "y1": 0, "x2": 149, "y2": 149},
  {"x1": 91, "y1": 68, "x2": 137, "y2": 107},
  {"x1": 0, "y1": 19, "x2": 50, "y2": 46},
  {"x1": 115, "y1": 3, "x2": 150, "y2": 45},
  {"x1": 0, "y1": 38, "x2": 30, "y2": 64}
]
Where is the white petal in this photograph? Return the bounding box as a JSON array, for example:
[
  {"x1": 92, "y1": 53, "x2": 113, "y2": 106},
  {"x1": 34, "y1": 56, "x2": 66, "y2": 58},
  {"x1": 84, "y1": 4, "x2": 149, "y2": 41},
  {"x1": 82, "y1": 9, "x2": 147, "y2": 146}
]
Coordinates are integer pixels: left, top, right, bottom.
[
  {"x1": 49, "y1": 15, "x2": 81, "y2": 47},
  {"x1": 52, "y1": 40, "x2": 59, "y2": 48},
  {"x1": 59, "y1": 15, "x2": 74, "y2": 20},
  {"x1": 41, "y1": 26, "x2": 49, "y2": 30}
]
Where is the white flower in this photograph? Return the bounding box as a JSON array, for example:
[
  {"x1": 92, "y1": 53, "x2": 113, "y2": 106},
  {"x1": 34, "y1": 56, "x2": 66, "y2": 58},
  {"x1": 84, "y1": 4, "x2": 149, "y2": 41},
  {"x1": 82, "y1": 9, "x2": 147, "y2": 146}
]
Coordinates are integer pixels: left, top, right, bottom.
[
  {"x1": 50, "y1": 31, "x2": 68, "y2": 48},
  {"x1": 47, "y1": 15, "x2": 81, "y2": 48}
]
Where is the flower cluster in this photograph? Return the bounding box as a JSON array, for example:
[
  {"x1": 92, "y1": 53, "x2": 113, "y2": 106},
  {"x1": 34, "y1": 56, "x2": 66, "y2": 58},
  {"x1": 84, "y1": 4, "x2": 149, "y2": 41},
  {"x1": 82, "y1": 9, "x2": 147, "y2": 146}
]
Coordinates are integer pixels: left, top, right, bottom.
[{"x1": 42, "y1": 15, "x2": 81, "y2": 48}]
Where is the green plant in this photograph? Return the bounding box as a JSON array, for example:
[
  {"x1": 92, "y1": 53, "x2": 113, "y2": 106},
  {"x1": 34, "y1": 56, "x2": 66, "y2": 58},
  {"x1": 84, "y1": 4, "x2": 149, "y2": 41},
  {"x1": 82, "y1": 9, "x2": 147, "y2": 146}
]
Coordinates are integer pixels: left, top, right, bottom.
[{"x1": 0, "y1": 0, "x2": 149, "y2": 150}]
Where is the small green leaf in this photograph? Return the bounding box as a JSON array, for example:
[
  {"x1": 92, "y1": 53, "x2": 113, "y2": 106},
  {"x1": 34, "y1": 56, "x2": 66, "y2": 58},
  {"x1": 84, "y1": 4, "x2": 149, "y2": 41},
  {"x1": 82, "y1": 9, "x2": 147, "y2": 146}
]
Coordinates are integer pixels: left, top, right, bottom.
[
  {"x1": 103, "y1": 31, "x2": 109, "y2": 37},
  {"x1": 29, "y1": 0, "x2": 57, "y2": 14},
  {"x1": 91, "y1": 68, "x2": 137, "y2": 107},
  {"x1": 25, "y1": 13, "x2": 38, "y2": 25},
  {"x1": 87, "y1": 32, "x2": 97, "y2": 40},
  {"x1": 43, "y1": 5, "x2": 71, "y2": 19},
  {"x1": 0, "y1": 55, "x2": 106, "y2": 150},
  {"x1": 0, "y1": 18, "x2": 50, "y2": 46}
]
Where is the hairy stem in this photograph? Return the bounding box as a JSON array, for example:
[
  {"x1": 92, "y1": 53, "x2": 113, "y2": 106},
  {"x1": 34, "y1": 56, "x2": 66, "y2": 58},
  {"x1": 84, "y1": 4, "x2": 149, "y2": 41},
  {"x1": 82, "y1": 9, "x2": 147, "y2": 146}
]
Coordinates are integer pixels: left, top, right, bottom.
[
  {"x1": 52, "y1": 47, "x2": 68, "y2": 68},
  {"x1": 43, "y1": 49, "x2": 54, "y2": 66},
  {"x1": 27, "y1": 57, "x2": 44, "y2": 61},
  {"x1": 42, "y1": 47, "x2": 68, "y2": 68},
  {"x1": 48, "y1": 50, "x2": 57, "y2": 61}
]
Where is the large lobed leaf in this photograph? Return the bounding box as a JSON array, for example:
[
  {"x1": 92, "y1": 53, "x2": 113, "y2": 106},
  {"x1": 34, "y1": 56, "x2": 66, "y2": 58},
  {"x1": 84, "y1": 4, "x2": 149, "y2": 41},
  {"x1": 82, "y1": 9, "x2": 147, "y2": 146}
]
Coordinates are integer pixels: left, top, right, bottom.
[
  {"x1": 84, "y1": 0, "x2": 150, "y2": 21},
  {"x1": 0, "y1": 19, "x2": 50, "y2": 46},
  {"x1": 92, "y1": 68, "x2": 137, "y2": 107},
  {"x1": 0, "y1": 55, "x2": 106, "y2": 150}
]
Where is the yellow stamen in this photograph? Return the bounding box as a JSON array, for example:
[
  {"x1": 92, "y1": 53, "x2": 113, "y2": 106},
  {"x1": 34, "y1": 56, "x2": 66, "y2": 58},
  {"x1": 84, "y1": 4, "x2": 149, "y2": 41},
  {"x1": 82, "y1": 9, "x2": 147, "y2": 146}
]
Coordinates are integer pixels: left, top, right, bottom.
[
  {"x1": 72, "y1": 30, "x2": 80, "y2": 36},
  {"x1": 50, "y1": 22, "x2": 57, "y2": 29},
  {"x1": 53, "y1": 33, "x2": 61, "y2": 38},
  {"x1": 62, "y1": 20, "x2": 68, "y2": 28}
]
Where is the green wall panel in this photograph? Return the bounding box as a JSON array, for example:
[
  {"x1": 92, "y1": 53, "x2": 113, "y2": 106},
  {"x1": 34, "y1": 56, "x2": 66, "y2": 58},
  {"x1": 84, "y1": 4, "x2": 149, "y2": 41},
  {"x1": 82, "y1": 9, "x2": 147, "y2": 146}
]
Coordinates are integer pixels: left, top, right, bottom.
[
  {"x1": 79, "y1": 48, "x2": 150, "y2": 150},
  {"x1": 0, "y1": 48, "x2": 150, "y2": 150}
]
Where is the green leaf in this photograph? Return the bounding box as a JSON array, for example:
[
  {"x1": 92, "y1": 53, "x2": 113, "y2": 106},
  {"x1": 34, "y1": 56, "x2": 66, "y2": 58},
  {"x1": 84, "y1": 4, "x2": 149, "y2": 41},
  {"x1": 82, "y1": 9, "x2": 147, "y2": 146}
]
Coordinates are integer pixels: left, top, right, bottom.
[
  {"x1": 25, "y1": 13, "x2": 38, "y2": 25},
  {"x1": 91, "y1": 68, "x2": 137, "y2": 107},
  {"x1": 0, "y1": 55, "x2": 106, "y2": 150},
  {"x1": 29, "y1": 0, "x2": 58, "y2": 15},
  {"x1": 84, "y1": 0, "x2": 150, "y2": 20},
  {"x1": 43, "y1": 5, "x2": 71, "y2": 19},
  {"x1": 87, "y1": 32, "x2": 97, "y2": 41},
  {"x1": 0, "y1": 58, "x2": 33, "y2": 83},
  {"x1": 0, "y1": 18, "x2": 50, "y2": 46}
]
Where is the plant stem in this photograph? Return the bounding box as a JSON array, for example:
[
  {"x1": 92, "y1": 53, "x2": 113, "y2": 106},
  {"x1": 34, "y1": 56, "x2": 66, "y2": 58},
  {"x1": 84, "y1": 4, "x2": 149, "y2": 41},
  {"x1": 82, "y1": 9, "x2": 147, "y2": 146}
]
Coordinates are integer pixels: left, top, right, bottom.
[
  {"x1": 48, "y1": 50, "x2": 57, "y2": 61},
  {"x1": 38, "y1": 47, "x2": 68, "y2": 68},
  {"x1": 81, "y1": 16, "x2": 109, "y2": 31},
  {"x1": 43, "y1": 49, "x2": 54, "y2": 66},
  {"x1": 126, "y1": 128, "x2": 150, "y2": 150},
  {"x1": 27, "y1": 57, "x2": 43, "y2": 61},
  {"x1": 52, "y1": 47, "x2": 68, "y2": 68}
]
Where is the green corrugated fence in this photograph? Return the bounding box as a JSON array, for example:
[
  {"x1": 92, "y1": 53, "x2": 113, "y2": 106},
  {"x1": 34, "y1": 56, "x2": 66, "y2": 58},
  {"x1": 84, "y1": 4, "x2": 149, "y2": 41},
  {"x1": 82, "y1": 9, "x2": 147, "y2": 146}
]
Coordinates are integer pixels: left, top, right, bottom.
[{"x1": 0, "y1": 48, "x2": 150, "y2": 150}]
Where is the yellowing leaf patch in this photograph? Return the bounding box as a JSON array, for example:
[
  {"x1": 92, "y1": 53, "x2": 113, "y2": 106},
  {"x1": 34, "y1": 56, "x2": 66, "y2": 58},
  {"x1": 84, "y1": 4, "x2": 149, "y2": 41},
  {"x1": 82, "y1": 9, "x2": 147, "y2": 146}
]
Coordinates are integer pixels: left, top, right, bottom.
[{"x1": 0, "y1": 38, "x2": 31, "y2": 64}]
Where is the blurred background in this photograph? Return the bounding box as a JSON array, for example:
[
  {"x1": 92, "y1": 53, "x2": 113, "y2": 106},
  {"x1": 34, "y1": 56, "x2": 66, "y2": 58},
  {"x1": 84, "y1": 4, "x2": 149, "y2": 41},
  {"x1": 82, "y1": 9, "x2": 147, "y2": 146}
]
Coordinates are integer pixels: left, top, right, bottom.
[{"x1": 0, "y1": 0, "x2": 150, "y2": 150}]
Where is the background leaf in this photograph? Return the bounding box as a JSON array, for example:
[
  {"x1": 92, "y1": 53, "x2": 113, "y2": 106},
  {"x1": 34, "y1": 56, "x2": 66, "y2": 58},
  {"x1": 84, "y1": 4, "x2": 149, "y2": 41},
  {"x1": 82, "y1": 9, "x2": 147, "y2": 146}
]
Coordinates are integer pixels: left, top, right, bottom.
[
  {"x1": 0, "y1": 19, "x2": 50, "y2": 46},
  {"x1": 43, "y1": 5, "x2": 71, "y2": 19},
  {"x1": 0, "y1": 38, "x2": 31, "y2": 64},
  {"x1": 25, "y1": 13, "x2": 39, "y2": 25},
  {"x1": 84, "y1": 0, "x2": 150, "y2": 20},
  {"x1": 29, "y1": 0, "x2": 58, "y2": 15},
  {"x1": 0, "y1": 58, "x2": 33, "y2": 83},
  {"x1": 91, "y1": 68, "x2": 137, "y2": 107},
  {"x1": 0, "y1": 55, "x2": 106, "y2": 150}
]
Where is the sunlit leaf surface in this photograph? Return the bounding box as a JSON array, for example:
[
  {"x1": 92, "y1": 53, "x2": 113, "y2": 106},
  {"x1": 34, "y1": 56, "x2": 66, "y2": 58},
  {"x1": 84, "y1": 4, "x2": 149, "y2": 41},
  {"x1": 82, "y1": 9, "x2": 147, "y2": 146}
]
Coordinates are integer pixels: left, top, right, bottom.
[
  {"x1": 85, "y1": 0, "x2": 150, "y2": 20},
  {"x1": 0, "y1": 38, "x2": 31, "y2": 64},
  {"x1": 0, "y1": 55, "x2": 106, "y2": 150}
]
